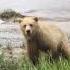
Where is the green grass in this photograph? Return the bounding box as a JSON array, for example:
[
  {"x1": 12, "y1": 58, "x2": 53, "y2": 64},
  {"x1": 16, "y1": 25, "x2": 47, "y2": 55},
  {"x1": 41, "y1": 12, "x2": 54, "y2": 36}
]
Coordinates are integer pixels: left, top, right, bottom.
[{"x1": 0, "y1": 53, "x2": 70, "y2": 70}]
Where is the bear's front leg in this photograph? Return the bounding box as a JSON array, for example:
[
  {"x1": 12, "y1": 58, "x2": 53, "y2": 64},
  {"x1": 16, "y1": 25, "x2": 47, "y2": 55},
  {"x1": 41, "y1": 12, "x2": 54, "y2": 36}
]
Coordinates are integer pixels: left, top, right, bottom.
[
  {"x1": 27, "y1": 43, "x2": 39, "y2": 65},
  {"x1": 28, "y1": 48, "x2": 39, "y2": 65},
  {"x1": 29, "y1": 51, "x2": 39, "y2": 65}
]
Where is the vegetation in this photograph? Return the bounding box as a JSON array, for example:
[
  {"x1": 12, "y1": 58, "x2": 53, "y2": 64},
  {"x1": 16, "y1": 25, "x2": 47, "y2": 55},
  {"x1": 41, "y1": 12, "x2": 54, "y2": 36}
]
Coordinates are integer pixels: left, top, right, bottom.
[
  {"x1": 0, "y1": 9, "x2": 25, "y2": 21},
  {"x1": 0, "y1": 53, "x2": 70, "y2": 70}
]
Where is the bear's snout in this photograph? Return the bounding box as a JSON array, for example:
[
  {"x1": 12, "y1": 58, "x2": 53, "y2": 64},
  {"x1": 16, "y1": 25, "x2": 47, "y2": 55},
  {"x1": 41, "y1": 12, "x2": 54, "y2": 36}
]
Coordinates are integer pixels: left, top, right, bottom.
[
  {"x1": 26, "y1": 30, "x2": 30, "y2": 34},
  {"x1": 25, "y1": 25, "x2": 32, "y2": 35}
]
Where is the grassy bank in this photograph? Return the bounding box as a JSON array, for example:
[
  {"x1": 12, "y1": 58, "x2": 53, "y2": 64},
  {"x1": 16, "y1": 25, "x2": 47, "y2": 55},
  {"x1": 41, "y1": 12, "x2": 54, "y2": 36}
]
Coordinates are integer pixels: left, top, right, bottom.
[{"x1": 0, "y1": 53, "x2": 70, "y2": 70}]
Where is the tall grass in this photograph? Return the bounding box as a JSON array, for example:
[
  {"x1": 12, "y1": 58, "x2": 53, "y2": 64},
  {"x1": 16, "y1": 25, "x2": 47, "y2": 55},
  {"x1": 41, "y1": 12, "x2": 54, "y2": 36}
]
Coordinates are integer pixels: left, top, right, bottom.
[{"x1": 0, "y1": 52, "x2": 70, "y2": 70}]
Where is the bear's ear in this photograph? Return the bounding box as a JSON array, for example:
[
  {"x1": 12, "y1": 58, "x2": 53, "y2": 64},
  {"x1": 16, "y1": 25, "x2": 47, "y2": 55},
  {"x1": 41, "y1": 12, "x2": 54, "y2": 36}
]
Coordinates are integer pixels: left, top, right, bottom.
[{"x1": 33, "y1": 17, "x2": 38, "y2": 22}]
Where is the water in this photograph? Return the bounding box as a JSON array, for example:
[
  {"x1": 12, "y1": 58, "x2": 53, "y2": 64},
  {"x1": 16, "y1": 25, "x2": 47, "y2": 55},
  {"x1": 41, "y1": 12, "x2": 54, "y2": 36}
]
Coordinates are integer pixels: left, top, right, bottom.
[
  {"x1": 0, "y1": 21, "x2": 26, "y2": 47},
  {"x1": 0, "y1": 21, "x2": 28, "y2": 59},
  {"x1": 17, "y1": 0, "x2": 70, "y2": 21},
  {"x1": 0, "y1": 0, "x2": 70, "y2": 21}
]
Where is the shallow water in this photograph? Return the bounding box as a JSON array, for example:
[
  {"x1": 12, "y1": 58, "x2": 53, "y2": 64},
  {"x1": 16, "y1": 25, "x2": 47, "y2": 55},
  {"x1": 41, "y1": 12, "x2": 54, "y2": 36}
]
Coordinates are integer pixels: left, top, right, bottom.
[{"x1": 0, "y1": 21, "x2": 26, "y2": 47}]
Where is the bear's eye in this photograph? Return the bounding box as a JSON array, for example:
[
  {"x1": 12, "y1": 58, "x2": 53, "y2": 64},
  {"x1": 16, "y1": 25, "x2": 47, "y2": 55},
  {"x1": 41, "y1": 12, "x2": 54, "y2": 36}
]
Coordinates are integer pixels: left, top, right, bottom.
[
  {"x1": 30, "y1": 24, "x2": 33, "y2": 27},
  {"x1": 23, "y1": 25, "x2": 26, "y2": 28}
]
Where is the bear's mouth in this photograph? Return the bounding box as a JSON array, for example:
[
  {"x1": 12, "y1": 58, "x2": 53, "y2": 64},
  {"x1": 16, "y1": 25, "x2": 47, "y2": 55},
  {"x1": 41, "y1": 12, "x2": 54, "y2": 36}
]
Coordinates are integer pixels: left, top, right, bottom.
[{"x1": 26, "y1": 33, "x2": 32, "y2": 39}]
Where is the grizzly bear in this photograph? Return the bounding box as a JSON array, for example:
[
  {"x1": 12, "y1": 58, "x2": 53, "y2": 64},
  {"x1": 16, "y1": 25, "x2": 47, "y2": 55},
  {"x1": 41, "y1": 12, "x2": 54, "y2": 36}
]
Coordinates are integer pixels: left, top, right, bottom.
[{"x1": 18, "y1": 16, "x2": 70, "y2": 65}]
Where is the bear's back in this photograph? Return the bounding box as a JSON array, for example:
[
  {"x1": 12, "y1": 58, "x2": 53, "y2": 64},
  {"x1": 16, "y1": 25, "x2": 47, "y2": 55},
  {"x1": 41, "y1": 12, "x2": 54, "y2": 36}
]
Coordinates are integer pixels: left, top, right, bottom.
[{"x1": 38, "y1": 21, "x2": 65, "y2": 46}]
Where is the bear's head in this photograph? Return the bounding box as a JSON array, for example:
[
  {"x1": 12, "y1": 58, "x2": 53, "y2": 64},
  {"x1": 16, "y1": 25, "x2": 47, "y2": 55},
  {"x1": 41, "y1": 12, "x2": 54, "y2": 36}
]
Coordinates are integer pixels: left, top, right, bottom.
[{"x1": 18, "y1": 17, "x2": 38, "y2": 40}]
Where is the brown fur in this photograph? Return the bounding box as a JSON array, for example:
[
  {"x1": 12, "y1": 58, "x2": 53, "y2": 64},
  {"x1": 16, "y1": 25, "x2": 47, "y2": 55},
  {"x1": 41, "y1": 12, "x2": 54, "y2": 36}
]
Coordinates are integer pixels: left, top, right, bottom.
[{"x1": 19, "y1": 17, "x2": 70, "y2": 65}]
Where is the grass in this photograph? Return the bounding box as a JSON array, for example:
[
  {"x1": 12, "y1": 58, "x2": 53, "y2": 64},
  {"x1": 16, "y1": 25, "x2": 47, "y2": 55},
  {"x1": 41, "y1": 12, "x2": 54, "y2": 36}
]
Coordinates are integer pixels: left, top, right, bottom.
[{"x1": 0, "y1": 53, "x2": 70, "y2": 70}]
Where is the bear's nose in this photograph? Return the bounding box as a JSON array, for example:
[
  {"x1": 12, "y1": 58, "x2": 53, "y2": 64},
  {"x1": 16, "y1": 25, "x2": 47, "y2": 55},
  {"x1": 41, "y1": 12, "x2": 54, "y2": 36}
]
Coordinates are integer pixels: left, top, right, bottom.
[{"x1": 26, "y1": 30, "x2": 30, "y2": 34}]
